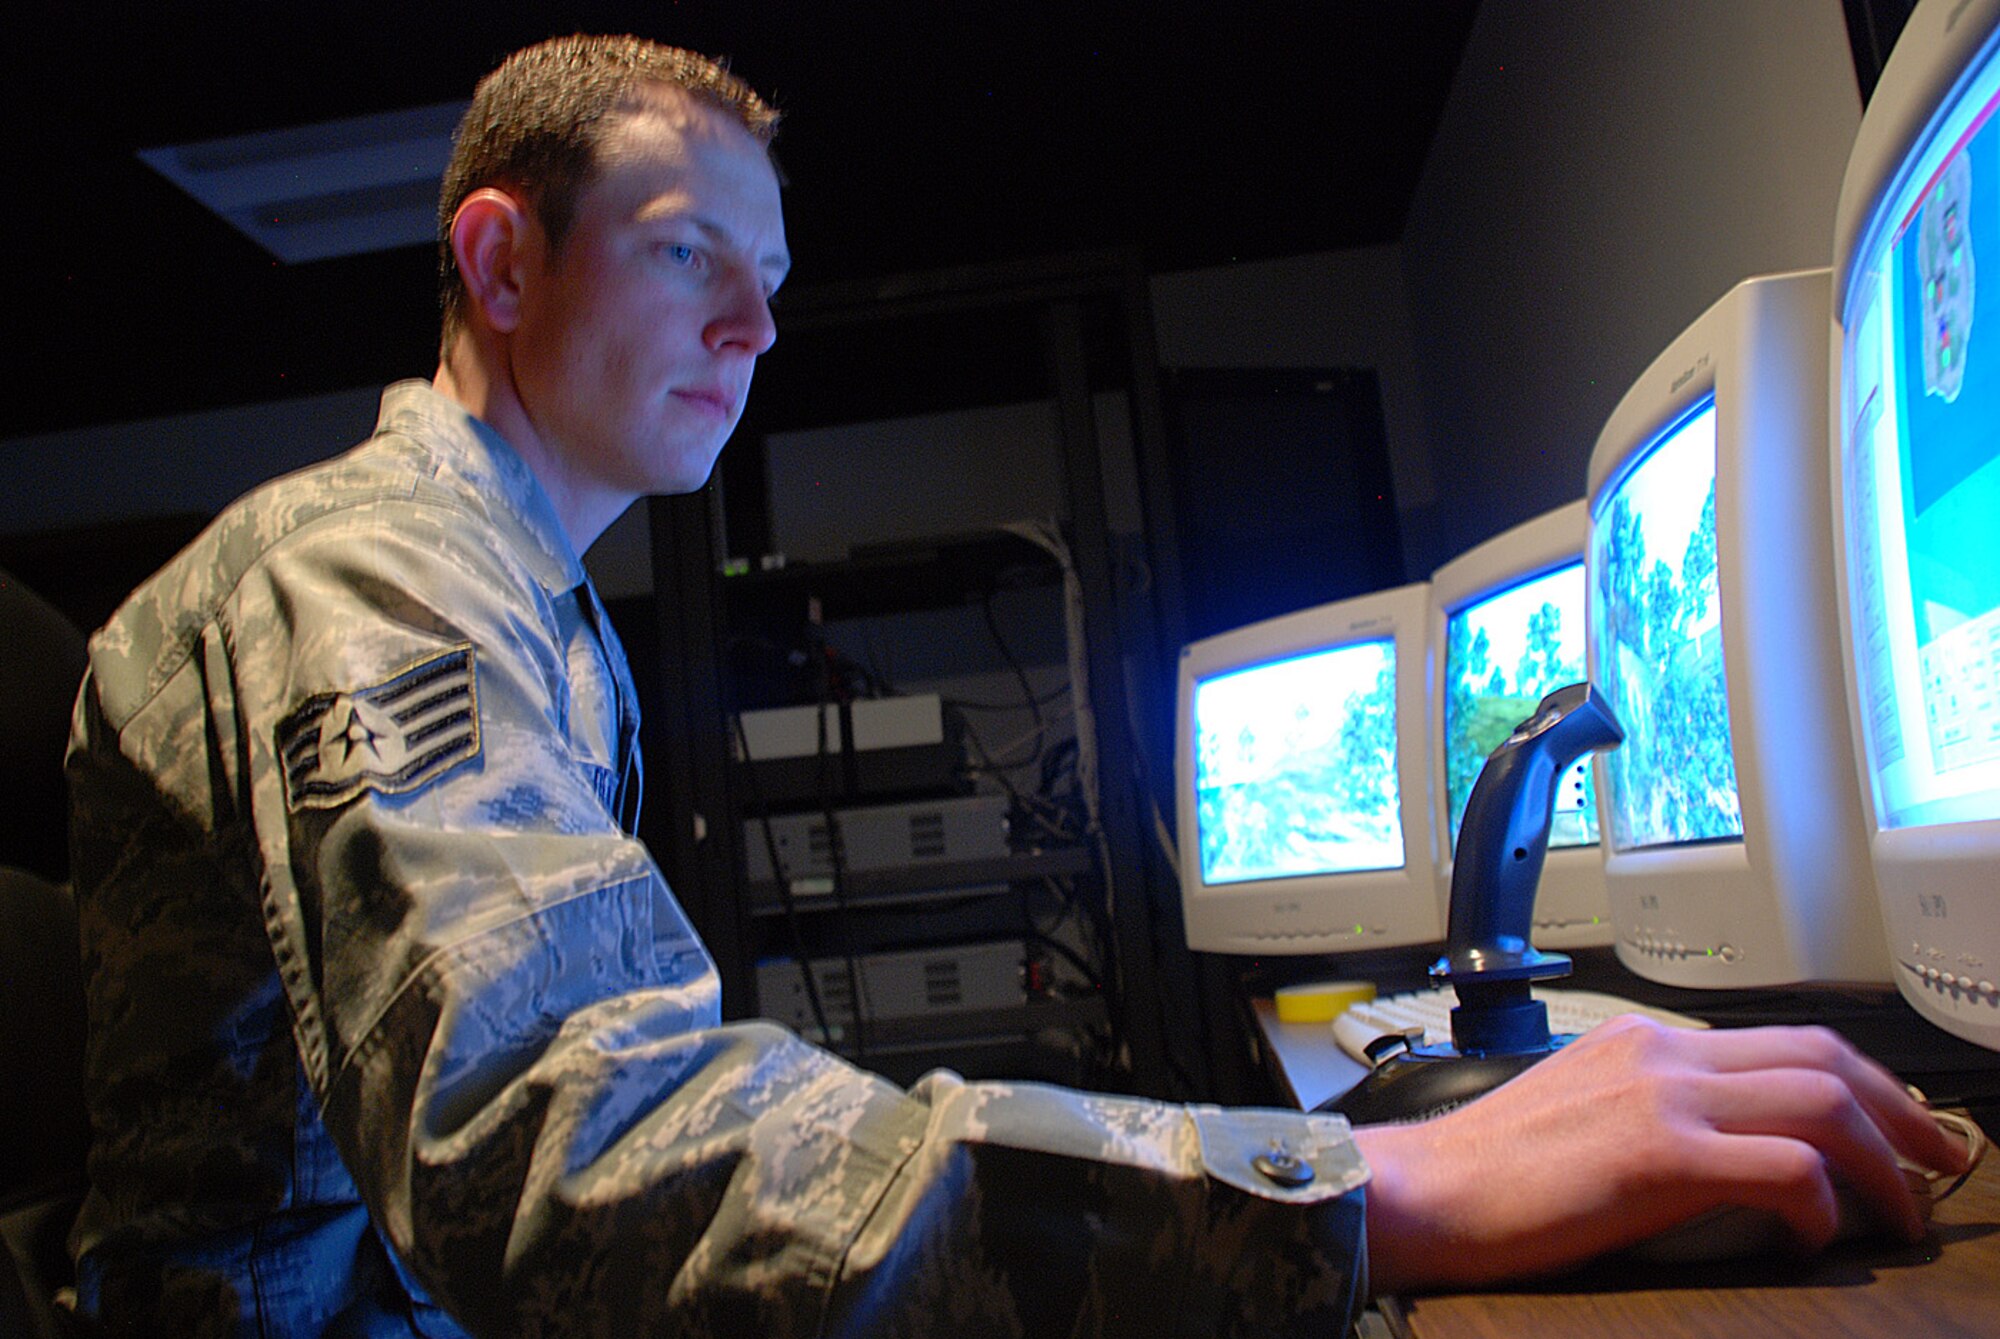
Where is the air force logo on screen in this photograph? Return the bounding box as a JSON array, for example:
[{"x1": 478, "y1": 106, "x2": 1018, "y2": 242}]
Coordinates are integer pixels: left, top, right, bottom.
[{"x1": 279, "y1": 644, "x2": 481, "y2": 810}]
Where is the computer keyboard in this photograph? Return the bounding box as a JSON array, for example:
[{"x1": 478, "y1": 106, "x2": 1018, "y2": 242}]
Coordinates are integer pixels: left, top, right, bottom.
[{"x1": 1333, "y1": 986, "x2": 1708, "y2": 1065}]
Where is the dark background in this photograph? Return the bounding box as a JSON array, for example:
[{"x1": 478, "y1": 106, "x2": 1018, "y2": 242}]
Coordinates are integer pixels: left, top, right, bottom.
[{"x1": 0, "y1": 2, "x2": 1481, "y2": 441}]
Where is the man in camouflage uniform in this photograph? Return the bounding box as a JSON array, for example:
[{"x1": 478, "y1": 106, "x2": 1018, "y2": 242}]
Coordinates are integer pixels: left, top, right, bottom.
[
  {"x1": 65, "y1": 31, "x2": 1968, "y2": 1339},
  {"x1": 65, "y1": 36, "x2": 1373, "y2": 1337}
]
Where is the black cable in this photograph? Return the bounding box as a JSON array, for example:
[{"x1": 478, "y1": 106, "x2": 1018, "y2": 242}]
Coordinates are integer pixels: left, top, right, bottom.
[
  {"x1": 1030, "y1": 869, "x2": 1124, "y2": 1067},
  {"x1": 1023, "y1": 928, "x2": 1104, "y2": 995},
  {"x1": 1002, "y1": 791, "x2": 1076, "y2": 848},
  {"x1": 731, "y1": 711, "x2": 833, "y2": 1046},
  {"x1": 1026, "y1": 873, "x2": 1091, "y2": 944},
  {"x1": 809, "y1": 626, "x2": 869, "y2": 1062},
  {"x1": 959, "y1": 717, "x2": 1038, "y2": 818},
  {"x1": 979, "y1": 590, "x2": 1047, "y2": 772},
  {"x1": 942, "y1": 683, "x2": 1071, "y2": 714},
  {"x1": 1040, "y1": 736, "x2": 1080, "y2": 792}
]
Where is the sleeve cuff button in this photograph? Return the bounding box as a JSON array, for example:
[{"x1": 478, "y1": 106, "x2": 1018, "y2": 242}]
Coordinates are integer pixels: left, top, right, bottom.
[{"x1": 1253, "y1": 1149, "x2": 1315, "y2": 1188}]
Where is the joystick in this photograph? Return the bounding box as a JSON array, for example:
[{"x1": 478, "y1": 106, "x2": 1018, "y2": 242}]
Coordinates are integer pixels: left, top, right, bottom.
[{"x1": 1325, "y1": 682, "x2": 1624, "y2": 1124}]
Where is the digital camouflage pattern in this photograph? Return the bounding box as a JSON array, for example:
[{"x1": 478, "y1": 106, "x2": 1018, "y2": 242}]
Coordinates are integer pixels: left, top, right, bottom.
[{"x1": 67, "y1": 381, "x2": 1370, "y2": 1337}]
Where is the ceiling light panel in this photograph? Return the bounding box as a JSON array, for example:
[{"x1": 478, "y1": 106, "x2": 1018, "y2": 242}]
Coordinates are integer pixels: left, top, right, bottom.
[{"x1": 139, "y1": 101, "x2": 467, "y2": 263}]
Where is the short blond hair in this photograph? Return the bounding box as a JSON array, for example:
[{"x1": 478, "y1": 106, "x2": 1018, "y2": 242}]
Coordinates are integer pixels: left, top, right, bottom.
[{"x1": 437, "y1": 34, "x2": 779, "y2": 342}]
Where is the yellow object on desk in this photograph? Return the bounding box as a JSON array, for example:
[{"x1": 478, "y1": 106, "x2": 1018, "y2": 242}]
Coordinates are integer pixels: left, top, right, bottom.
[{"x1": 1273, "y1": 980, "x2": 1377, "y2": 1024}]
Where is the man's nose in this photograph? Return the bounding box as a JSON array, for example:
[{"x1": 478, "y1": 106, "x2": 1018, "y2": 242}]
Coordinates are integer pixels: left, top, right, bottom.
[{"x1": 705, "y1": 269, "x2": 777, "y2": 356}]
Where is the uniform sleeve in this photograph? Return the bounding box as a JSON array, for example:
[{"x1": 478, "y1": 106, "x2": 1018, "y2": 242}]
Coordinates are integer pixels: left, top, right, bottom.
[{"x1": 220, "y1": 502, "x2": 1372, "y2": 1337}]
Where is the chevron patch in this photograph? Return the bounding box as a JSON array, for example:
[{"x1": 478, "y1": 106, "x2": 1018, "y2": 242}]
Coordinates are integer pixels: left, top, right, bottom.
[{"x1": 279, "y1": 644, "x2": 481, "y2": 811}]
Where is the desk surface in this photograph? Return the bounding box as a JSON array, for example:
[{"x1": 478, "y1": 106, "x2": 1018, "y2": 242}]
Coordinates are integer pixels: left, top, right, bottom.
[{"x1": 1250, "y1": 998, "x2": 2000, "y2": 1339}]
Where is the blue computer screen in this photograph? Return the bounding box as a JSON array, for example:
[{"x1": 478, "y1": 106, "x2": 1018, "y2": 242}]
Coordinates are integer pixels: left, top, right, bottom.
[
  {"x1": 1192, "y1": 638, "x2": 1404, "y2": 884},
  {"x1": 1897, "y1": 145, "x2": 2000, "y2": 778},
  {"x1": 1590, "y1": 399, "x2": 1744, "y2": 850},
  {"x1": 1444, "y1": 562, "x2": 1598, "y2": 853},
  {"x1": 1845, "y1": 37, "x2": 2000, "y2": 829}
]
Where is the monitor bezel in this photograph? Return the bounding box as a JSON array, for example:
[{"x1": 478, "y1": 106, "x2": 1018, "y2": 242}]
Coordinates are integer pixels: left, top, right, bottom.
[
  {"x1": 1830, "y1": 0, "x2": 2000, "y2": 1049},
  {"x1": 1587, "y1": 266, "x2": 1889, "y2": 989},
  {"x1": 1175, "y1": 582, "x2": 1443, "y2": 955}
]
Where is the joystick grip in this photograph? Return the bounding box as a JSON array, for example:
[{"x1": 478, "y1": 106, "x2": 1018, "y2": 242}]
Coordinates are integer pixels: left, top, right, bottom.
[{"x1": 1441, "y1": 683, "x2": 1623, "y2": 980}]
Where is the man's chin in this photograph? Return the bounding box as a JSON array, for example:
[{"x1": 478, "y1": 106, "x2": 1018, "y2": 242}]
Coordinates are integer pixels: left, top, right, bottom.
[
  {"x1": 647, "y1": 454, "x2": 724, "y2": 498},
  {"x1": 634, "y1": 429, "x2": 728, "y2": 493}
]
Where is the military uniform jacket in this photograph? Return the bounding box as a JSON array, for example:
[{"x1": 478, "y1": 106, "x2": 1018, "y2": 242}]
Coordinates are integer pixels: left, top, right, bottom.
[{"x1": 66, "y1": 381, "x2": 1370, "y2": 1337}]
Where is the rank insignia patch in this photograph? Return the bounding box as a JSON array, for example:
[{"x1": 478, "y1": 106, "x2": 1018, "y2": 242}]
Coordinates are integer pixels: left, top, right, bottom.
[{"x1": 279, "y1": 644, "x2": 481, "y2": 811}]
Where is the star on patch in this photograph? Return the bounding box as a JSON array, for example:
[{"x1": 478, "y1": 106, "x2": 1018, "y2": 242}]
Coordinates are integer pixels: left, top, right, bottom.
[
  {"x1": 319, "y1": 695, "x2": 406, "y2": 778},
  {"x1": 278, "y1": 644, "x2": 481, "y2": 810}
]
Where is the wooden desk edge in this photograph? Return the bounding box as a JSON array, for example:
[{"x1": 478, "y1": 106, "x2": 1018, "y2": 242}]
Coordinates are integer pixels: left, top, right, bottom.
[{"x1": 1250, "y1": 996, "x2": 2000, "y2": 1339}]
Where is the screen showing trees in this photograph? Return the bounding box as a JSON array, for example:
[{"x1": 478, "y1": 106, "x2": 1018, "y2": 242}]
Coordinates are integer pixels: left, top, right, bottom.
[
  {"x1": 1590, "y1": 399, "x2": 1744, "y2": 850},
  {"x1": 1444, "y1": 562, "x2": 1598, "y2": 852},
  {"x1": 1193, "y1": 638, "x2": 1404, "y2": 884}
]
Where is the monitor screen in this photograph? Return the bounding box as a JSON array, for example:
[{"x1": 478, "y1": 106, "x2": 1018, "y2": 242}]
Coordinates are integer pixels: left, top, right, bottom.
[
  {"x1": 1192, "y1": 637, "x2": 1402, "y2": 885},
  {"x1": 1442, "y1": 561, "x2": 1597, "y2": 853},
  {"x1": 1842, "y1": 32, "x2": 2000, "y2": 832},
  {"x1": 1590, "y1": 397, "x2": 1744, "y2": 851}
]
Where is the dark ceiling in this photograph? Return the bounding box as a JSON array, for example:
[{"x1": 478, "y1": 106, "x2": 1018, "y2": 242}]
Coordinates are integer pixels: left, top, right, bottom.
[{"x1": 3, "y1": 2, "x2": 1478, "y2": 441}]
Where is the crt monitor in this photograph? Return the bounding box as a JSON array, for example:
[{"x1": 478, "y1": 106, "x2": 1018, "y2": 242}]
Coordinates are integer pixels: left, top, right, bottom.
[
  {"x1": 1429, "y1": 499, "x2": 1613, "y2": 950},
  {"x1": 1586, "y1": 267, "x2": 1891, "y2": 990},
  {"x1": 1175, "y1": 583, "x2": 1442, "y2": 954},
  {"x1": 1832, "y1": 0, "x2": 2000, "y2": 1052}
]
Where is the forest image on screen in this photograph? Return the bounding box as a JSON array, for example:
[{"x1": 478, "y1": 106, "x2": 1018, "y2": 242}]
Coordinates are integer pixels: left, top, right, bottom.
[
  {"x1": 1194, "y1": 639, "x2": 1403, "y2": 885},
  {"x1": 1591, "y1": 401, "x2": 1744, "y2": 850},
  {"x1": 1445, "y1": 563, "x2": 1598, "y2": 852}
]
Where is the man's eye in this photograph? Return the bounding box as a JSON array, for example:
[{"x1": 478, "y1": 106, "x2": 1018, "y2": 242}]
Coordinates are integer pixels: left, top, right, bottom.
[{"x1": 660, "y1": 243, "x2": 700, "y2": 266}]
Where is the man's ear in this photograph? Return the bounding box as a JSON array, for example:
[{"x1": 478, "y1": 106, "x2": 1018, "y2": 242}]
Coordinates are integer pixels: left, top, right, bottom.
[{"x1": 450, "y1": 187, "x2": 535, "y2": 334}]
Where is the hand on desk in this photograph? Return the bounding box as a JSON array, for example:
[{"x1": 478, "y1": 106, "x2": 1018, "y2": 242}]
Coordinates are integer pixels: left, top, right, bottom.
[{"x1": 1351, "y1": 1015, "x2": 1972, "y2": 1295}]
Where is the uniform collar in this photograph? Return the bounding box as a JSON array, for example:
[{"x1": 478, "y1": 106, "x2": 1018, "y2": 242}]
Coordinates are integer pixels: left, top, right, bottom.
[{"x1": 374, "y1": 379, "x2": 588, "y2": 597}]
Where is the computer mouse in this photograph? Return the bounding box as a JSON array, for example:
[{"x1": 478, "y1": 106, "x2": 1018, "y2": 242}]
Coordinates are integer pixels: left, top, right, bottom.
[
  {"x1": 1625, "y1": 1160, "x2": 1935, "y2": 1264},
  {"x1": 1319, "y1": 1046, "x2": 1554, "y2": 1125}
]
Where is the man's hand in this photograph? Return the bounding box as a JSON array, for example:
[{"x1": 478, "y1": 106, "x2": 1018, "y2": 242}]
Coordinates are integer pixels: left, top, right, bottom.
[{"x1": 1352, "y1": 1016, "x2": 1972, "y2": 1294}]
